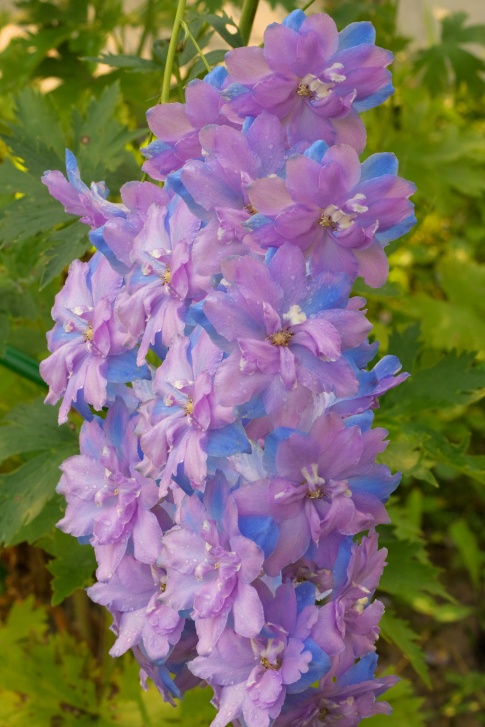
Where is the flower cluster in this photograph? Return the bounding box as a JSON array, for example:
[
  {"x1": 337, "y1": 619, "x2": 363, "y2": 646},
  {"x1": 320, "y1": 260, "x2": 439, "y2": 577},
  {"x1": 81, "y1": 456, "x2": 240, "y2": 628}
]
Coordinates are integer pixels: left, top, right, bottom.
[{"x1": 42, "y1": 10, "x2": 415, "y2": 727}]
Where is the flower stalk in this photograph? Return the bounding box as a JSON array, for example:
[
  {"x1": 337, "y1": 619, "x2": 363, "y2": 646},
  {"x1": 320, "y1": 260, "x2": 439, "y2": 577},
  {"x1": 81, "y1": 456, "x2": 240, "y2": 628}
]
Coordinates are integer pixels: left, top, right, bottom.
[
  {"x1": 161, "y1": 0, "x2": 187, "y2": 104},
  {"x1": 239, "y1": 0, "x2": 260, "y2": 45}
]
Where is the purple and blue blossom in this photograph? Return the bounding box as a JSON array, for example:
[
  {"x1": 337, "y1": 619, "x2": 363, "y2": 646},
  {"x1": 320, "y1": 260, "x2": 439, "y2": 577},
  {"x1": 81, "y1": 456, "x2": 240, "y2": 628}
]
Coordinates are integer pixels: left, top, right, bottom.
[
  {"x1": 223, "y1": 12, "x2": 393, "y2": 152},
  {"x1": 40, "y1": 7, "x2": 416, "y2": 725},
  {"x1": 40, "y1": 253, "x2": 148, "y2": 423}
]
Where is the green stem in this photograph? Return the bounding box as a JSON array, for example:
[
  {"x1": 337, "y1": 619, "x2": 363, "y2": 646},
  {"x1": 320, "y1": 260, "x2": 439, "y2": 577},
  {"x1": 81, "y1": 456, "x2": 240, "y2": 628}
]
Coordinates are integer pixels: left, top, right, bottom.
[
  {"x1": 301, "y1": 0, "x2": 317, "y2": 11},
  {"x1": 239, "y1": 0, "x2": 260, "y2": 45},
  {"x1": 161, "y1": 0, "x2": 187, "y2": 104},
  {"x1": 0, "y1": 345, "x2": 46, "y2": 388},
  {"x1": 180, "y1": 20, "x2": 211, "y2": 74}
]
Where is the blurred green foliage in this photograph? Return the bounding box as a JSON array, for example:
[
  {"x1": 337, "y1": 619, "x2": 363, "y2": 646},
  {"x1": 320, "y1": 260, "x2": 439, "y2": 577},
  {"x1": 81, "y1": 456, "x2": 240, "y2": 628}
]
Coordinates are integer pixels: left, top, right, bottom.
[{"x1": 0, "y1": 0, "x2": 485, "y2": 724}]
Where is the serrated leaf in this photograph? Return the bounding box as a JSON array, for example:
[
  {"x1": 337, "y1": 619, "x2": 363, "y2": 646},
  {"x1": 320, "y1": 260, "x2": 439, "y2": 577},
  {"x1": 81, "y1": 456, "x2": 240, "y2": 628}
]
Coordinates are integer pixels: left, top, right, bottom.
[
  {"x1": 40, "y1": 222, "x2": 91, "y2": 288},
  {"x1": 414, "y1": 12, "x2": 485, "y2": 96},
  {"x1": 0, "y1": 192, "x2": 72, "y2": 247},
  {"x1": 379, "y1": 611, "x2": 431, "y2": 687},
  {"x1": 386, "y1": 352, "x2": 485, "y2": 414},
  {"x1": 441, "y1": 12, "x2": 485, "y2": 45},
  {"x1": 0, "y1": 398, "x2": 78, "y2": 545},
  {"x1": 379, "y1": 539, "x2": 449, "y2": 602},
  {"x1": 8, "y1": 494, "x2": 64, "y2": 545},
  {"x1": 0, "y1": 397, "x2": 77, "y2": 461},
  {"x1": 202, "y1": 11, "x2": 244, "y2": 48},
  {"x1": 39, "y1": 529, "x2": 96, "y2": 605},
  {"x1": 387, "y1": 324, "x2": 421, "y2": 375},
  {"x1": 72, "y1": 82, "x2": 144, "y2": 180},
  {"x1": 0, "y1": 596, "x2": 48, "y2": 646}
]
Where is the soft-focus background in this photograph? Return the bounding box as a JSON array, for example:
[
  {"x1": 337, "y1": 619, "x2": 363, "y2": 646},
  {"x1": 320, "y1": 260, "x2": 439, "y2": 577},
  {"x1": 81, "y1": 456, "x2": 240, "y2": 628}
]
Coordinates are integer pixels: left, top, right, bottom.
[{"x1": 1, "y1": 1, "x2": 485, "y2": 725}]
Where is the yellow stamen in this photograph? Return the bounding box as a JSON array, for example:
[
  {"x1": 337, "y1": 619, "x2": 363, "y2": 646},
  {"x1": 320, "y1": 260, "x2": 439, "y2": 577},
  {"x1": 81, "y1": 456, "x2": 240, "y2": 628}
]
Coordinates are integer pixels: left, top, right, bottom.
[
  {"x1": 319, "y1": 213, "x2": 337, "y2": 230},
  {"x1": 184, "y1": 398, "x2": 194, "y2": 416},
  {"x1": 261, "y1": 656, "x2": 282, "y2": 671},
  {"x1": 244, "y1": 203, "x2": 258, "y2": 216},
  {"x1": 268, "y1": 329, "x2": 293, "y2": 347},
  {"x1": 297, "y1": 82, "x2": 315, "y2": 98}
]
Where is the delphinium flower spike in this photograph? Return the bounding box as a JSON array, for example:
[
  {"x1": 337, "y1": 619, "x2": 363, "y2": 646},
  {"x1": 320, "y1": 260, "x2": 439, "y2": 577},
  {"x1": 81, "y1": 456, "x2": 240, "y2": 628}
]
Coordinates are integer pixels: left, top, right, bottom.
[{"x1": 42, "y1": 7, "x2": 414, "y2": 726}]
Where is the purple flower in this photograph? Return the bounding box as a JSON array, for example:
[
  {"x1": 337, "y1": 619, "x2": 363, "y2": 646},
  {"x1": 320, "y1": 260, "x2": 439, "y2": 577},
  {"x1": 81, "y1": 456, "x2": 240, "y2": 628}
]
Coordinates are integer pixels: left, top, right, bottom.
[
  {"x1": 91, "y1": 181, "x2": 172, "y2": 274},
  {"x1": 189, "y1": 584, "x2": 329, "y2": 727},
  {"x1": 245, "y1": 145, "x2": 415, "y2": 287},
  {"x1": 138, "y1": 330, "x2": 247, "y2": 493},
  {"x1": 142, "y1": 74, "x2": 238, "y2": 181},
  {"x1": 174, "y1": 113, "x2": 286, "y2": 276},
  {"x1": 41, "y1": 253, "x2": 146, "y2": 423},
  {"x1": 224, "y1": 11, "x2": 393, "y2": 151},
  {"x1": 42, "y1": 150, "x2": 125, "y2": 228},
  {"x1": 160, "y1": 474, "x2": 265, "y2": 654},
  {"x1": 56, "y1": 398, "x2": 163, "y2": 579},
  {"x1": 235, "y1": 413, "x2": 394, "y2": 576},
  {"x1": 312, "y1": 531, "x2": 387, "y2": 659},
  {"x1": 204, "y1": 244, "x2": 371, "y2": 425},
  {"x1": 88, "y1": 555, "x2": 184, "y2": 661},
  {"x1": 274, "y1": 652, "x2": 397, "y2": 727},
  {"x1": 117, "y1": 196, "x2": 208, "y2": 361}
]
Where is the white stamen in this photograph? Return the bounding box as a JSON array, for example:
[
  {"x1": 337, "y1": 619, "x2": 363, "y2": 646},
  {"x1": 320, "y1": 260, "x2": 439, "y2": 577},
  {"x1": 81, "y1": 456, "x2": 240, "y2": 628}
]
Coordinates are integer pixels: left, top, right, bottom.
[
  {"x1": 326, "y1": 62, "x2": 346, "y2": 83},
  {"x1": 301, "y1": 463, "x2": 326, "y2": 488},
  {"x1": 346, "y1": 193, "x2": 368, "y2": 214},
  {"x1": 283, "y1": 304, "x2": 307, "y2": 326},
  {"x1": 299, "y1": 73, "x2": 333, "y2": 100},
  {"x1": 322, "y1": 204, "x2": 356, "y2": 231}
]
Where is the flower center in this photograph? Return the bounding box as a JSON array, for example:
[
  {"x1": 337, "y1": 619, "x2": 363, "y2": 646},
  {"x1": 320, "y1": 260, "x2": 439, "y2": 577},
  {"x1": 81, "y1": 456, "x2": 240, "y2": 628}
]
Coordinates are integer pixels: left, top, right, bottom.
[
  {"x1": 301, "y1": 464, "x2": 326, "y2": 499},
  {"x1": 268, "y1": 328, "x2": 293, "y2": 347},
  {"x1": 82, "y1": 324, "x2": 93, "y2": 342},
  {"x1": 161, "y1": 267, "x2": 171, "y2": 285},
  {"x1": 319, "y1": 213, "x2": 338, "y2": 230},
  {"x1": 261, "y1": 656, "x2": 282, "y2": 671},
  {"x1": 184, "y1": 397, "x2": 194, "y2": 416},
  {"x1": 244, "y1": 203, "x2": 258, "y2": 216},
  {"x1": 296, "y1": 81, "x2": 315, "y2": 98}
]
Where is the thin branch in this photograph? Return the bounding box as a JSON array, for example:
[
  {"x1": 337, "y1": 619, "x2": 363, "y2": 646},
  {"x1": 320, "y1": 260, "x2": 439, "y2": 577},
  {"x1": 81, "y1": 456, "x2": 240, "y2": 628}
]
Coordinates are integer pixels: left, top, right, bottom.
[{"x1": 161, "y1": 0, "x2": 187, "y2": 104}]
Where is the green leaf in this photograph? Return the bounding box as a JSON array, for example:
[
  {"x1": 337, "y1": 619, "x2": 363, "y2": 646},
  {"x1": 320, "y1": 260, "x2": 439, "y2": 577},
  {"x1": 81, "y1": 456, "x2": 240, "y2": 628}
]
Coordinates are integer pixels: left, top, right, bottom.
[
  {"x1": 379, "y1": 538, "x2": 449, "y2": 603},
  {"x1": 40, "y1": 222, "x2": 91, "y2": 288},
  {"x1": 0, "y1": 398, "x2": 78, "y2": 546},
  {"x1": 0, "y1": 397, "x2": 76, "y2": 461},
  {"x1": 379, "y1": 611, "x2": 431, "y2": 687},
  {"x1": 414, "y1": 12, "x2": 485, "y2": 96},
  {"x1": 8, "y1": 494, "x2": 65, "y2": 545},
  {"x1": 39, "y1": 529, "x2": 96, "y2": 605},
  {"x1": 0, "y1": 193, "x2": 72, "y2": 248},
  {"x1": 202, "y1": 11, "x2": 245, "y2": 48},
  {"x1": 410, "y1": 594, "x2": 472, "y2": 622},
  {"x1": 83, "y1": 53, "x2": 162, "y2": 72},
  {"x1": 72, "y1": 82, "x2": 144, "y2": 181},
  {"x1": 387, "y1": 324, "x2": 421, "y2": 375},
  {"x1": 449, "y1": 519, "x2": 482, "y2": 588},
  {"x1": 386, "y1": 352, "x2": 485, "y2": 414}
]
